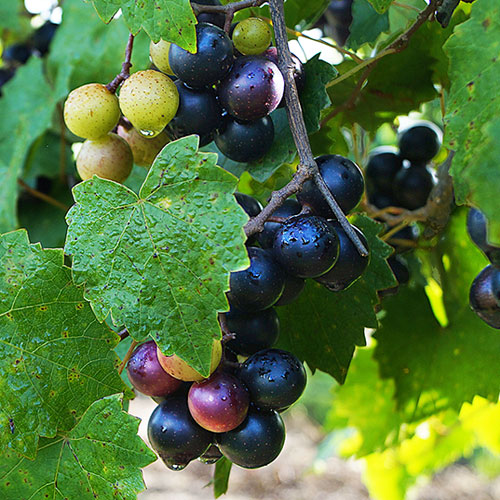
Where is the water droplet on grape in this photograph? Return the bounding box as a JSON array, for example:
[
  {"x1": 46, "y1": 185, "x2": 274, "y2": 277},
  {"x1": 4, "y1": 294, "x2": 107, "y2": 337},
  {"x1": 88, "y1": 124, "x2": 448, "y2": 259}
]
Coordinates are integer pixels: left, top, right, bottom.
[
  {"x1": 167, "y1": 463, "x2": 187, "y2": 471},
  {"x1": 140, "y1": 129, "x2": 157, "y2": 138}
]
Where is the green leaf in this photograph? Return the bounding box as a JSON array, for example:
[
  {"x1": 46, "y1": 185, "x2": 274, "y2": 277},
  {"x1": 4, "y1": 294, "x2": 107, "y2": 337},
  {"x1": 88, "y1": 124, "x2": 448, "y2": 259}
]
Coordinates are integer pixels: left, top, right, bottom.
[
  {"x1": 0, "y1": 58, "x2": 61, "y2": 233},
  {"x1": 0, "y1": 231, "x2": 126, "y2": 458},
  {"x1": 213, "y1": 456, "x2": 232, "y2": 498},
  {"x1": 0, "y1": 0, "x2": 26, "y2": 35},
  {"x1": 374, "y1": 211, "x2": 500, "y2": 418},
  {"x1": 283, "y1": 0, "x2": 331, "y2": 30},
  {"x1": 366, "y1": 0, "x2": 393, "y2": 14},
  {"x1": 0, "y1": 395, "x2": 156, "y2": 499},
  {"x1": 348, "y1": 0, "x2": 390, "y2": 50},
  {"x1": 90, "y1": 0, "x2": 197, "y2": 51},
  {"x1": 277, "y1": 215, "x2": 396, "y2": 383},
  {"x1": 444, "y1": 0, "x2": 500, "y2": 243},
  {"x1": 65, "y1": 136, "x2": 249, "y2": 376}
]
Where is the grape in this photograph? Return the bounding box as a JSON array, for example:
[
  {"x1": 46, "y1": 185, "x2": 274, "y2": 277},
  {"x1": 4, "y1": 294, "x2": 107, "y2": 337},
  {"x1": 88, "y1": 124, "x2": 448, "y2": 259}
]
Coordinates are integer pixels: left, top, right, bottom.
[
  {"x1": 76, "y1": 133, "x2": 133, "y2": 183},
  {"x1": 274, "y1": 274, "x2": 305, "y2": 306},
  {"x1": 0, "y1": 68, "x2": 14, "y2": 96},
  {"x1": 315, "y1": 222, "x2": 369, "y2": 291},
  {"x1": 469, "y1": 265, "x2": 500, "y2": 329},
  {"x1": 215, "y1": 116, "x2": 274, "y2": 163},
  {"x1": 273, "y1": 215, "x2": 339, "y2": 279},
  {"x1": 195, "y1": 0, "x2": 225, "y2": 28},
  {"x1": 398, "y1": 122, "x2": 442, "y2": 164},
  {"x1": 368, "y1": 191, "x2": 397, "y2": 210},
  {"x1": 216, "y1": 407, "x2": 285, "y2": 469},
  {"x1": 235, "y1": 193, "x2": 262, "y2": 218},
  {"x1": 232, "y1": 18, "x2": 272, "y2": 55},
  {"x1": 218, "y1": 56, "x2": 284, "y2": 121},
  {"x1": 226, "y1": 306, "x2": 280, "y2": 355},
  {"x1": 323, "y1": 0, "x2": 353, "y2": 46},
  {"x1": 258, "y1": 199, "x2": 302, "y2": 249},
  {"x1": 2, "y1": 43, "x2": 32, "y2": 65},
  {"x1": 156, "y1": 340, "x2": 222, "y2": 382},
  {"x1": 379, "y1": 255, "x2": 409, "y2": 298},
  {"x1": 388, "y1": 224, "x2": 419, "y2": 253},
  {"x1": 169, "y1": 23, "x2": 233, "y2": 88},
  {"x1": 148, "y1": 397, "x2": 213, "y2": 469},
  {"x1": 149, "y1": 39, "x2": 174, "y2": 75},
  {"x1": 239, "y1": 348, "x2": 307, "y2": 411},
  {"x1": 119, "y1": 70, "x2": 179, "y2": 138},
  {"x1": 198, "y1": 444, "x2": 223, "y2": 464},
  {"x1": 64, "y1": 83, "x2": 121, "y2": 140},
  {"x1": 365, "y1": 147, "x2": 403, "y2": 195},
  {"x1": 393, "y1": 166, "x2": 434, "y2": 210},
  {"x1": 32, "y1": 21, "x2": 58, "y2": 56},
  {"x1": 297, "y1": 155, "x2": 365, "y2": 216},
  {"x1": 117, "y1": 124, "x2": 169, "y2": 167},
  {"x1": 188, "y1": 371, "x2": 250, "y2": 432},
  {"x1": 126, "y1": 340, "x2": 182, "y2": 397},
  {"x1": 467, "y1": 208, "x2": 500, "y2": 266},
  {"x1": 227, "y1": 247, "x2": 285, "y2": 311},
  {"x1": 166, "y1": 81, "x2": 223, "y2": 146}
]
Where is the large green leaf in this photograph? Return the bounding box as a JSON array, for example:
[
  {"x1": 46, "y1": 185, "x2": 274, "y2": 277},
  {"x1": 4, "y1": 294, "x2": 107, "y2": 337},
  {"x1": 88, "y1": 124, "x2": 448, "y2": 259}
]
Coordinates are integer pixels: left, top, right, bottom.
[
  {"x1": 0, "y1": 0, "x2": 26, "y2": 35},
  {"x1": 0, "y1": 395, "x2": 156, "y2": 499},
  {"x1": 348, "y1": 0, "x2": 390, "y2": 50},
  {"x1": 0, "y1": 231, "x2": 125, "y2": 458},
  {"x1": 65, "y1": 136, "x2": 249, "y2": 376},
  {"x1": 444, "y1": 0, "x2": 500, "y2": 243},
  {"x1": 283, "y1": 0, "x2": 331, "y2": 30},
  {"x1": 90, "y1": 0, "x2": 197, "y2": 51},
  {"x1": 277, "y1": 215, "x2": 396, "y2": 383}
]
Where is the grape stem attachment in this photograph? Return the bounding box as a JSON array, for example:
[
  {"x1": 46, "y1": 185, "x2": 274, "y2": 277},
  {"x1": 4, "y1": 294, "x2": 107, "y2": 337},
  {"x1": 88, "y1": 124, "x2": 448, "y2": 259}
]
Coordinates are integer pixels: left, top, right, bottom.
[{"x1": 106, "y1": 33, "x2": 135, "y2": 93}]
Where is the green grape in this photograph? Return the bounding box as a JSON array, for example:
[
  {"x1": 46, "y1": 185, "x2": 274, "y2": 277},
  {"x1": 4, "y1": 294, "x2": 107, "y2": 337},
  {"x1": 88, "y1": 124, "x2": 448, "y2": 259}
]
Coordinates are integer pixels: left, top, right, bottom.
[
  {"x1": 156, "y1": 341, "x2": 222, "y2": 382},
  {"x1": 119, "y1": 70, "x2": 179, "y2": 138},
  {"x1": 63, "y1": 83, "x2": 120, "y2": 140},
  {"x1": 117, "y1": 124, "x2": 169, "y2": 167},
  {"x1": 232, "y1": 17, "x2": 272, "y2": 56},
  {"x1": 150, "y1": 39, "x2": 174, "y2": 75},
  {"x1": 76, "y1": 132, "x2": 133, "y2": 183}
]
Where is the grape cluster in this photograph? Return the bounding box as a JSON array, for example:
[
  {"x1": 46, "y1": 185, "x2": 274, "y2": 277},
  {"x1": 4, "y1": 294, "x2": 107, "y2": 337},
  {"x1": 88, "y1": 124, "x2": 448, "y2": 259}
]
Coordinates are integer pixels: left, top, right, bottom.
[
  {"x1": 365, "y1": 121, "x2": 442, "y2": 294},
  {"x1": 467, "y1": 209, "x2": 500, "y2": 329},
  {"x1": 127, "y1": 338, "x2": 306, "y2": 470}
]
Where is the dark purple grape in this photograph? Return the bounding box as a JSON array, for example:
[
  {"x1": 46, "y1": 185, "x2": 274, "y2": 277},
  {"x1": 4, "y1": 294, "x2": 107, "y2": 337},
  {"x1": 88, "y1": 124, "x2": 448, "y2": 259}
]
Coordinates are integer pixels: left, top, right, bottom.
[
  {"x1": 369, "y1": 192, "x2": 397, "y2": 210},
  {"x1": 194, "y1": 0, "x2": 225, "y2": 28},
  {"x1": 216, "y1": 407, "x2": 285, "y2": 468},
  {"x1": 393, "y1": 166, "x2": 435, "y2": 210},
  {"x1": 166, "y1": 81, "x2": 223, "y2": 146},
  {"x1": 169, "y1": 23, "x2": 233, "y2": 88},
  {"x1": 274, "y1": 273, "x2": 305, "y2": 306},
  {"x1": 218, "y1": 56, "x2": 284, "y2": 121},
  {"x1": 258, "y1": 199, "x2": 302, "y2": 249},
  {"x1": 388, "y1": 224, "x2": 419, "y2": 253},
  {"x1": 469, "y1": 265, "x2": 500, "y2": 329},
  {"x1": 378, "y1": 255, "x2": 410, "y2": 298},
  {"x1": 226, "y1": 306, "x2": 280, "y2": 355},
  {"x1": 0, "y1": 68, "x2": 15, "y2": 97},
  {"x1": 324, "y1": 0, "x2": 353, "y2": 46},
  {"x1": 126, "y1": 340, "x2": 182, "y2": 397},
  {"x1": 239, "y1": 348, "x2": 307, "y2": 411},
  {"x1": 467, "y1": 208, "x2": 500, "y2": 266},
  {"x1": 148, "y1": 397, "x2": 213, "y2": 469},
  {"x1": 398, "y1": 122, "x2": 442, "y2": 164},
  {"x1": 2, "y1": 43, "x2": 32, "y2": 65},
  {"x1": 215, "y1": 115, "x2": 274, "y2": 163},
  {"x1": 188, "y1": 371, "x2": 250, "y2": 432},
  {"x1": 32, "y1": 21, "x2": 58, "y2": 56},
  {"x1": 297, "y1": 155, "x2": 365, "y2": 217},
  {"x1": 228, "y1": 246, "x2": 285, "y2": 311},
  {"x1": 235, "y1": 193, "x2": 262, "y2": 218},
  {"x1": 315, "y1": 222, "x2": 369, "y2": 291},
  {"x1": 273, "y1": 215, "x2": 339, "y2": 278},
  {"x1": 365, "y1": 147, "x2": 403, "y2": 195},
  {"x1": 199, "y1": 444, "x2": 223, "y2": 464}
]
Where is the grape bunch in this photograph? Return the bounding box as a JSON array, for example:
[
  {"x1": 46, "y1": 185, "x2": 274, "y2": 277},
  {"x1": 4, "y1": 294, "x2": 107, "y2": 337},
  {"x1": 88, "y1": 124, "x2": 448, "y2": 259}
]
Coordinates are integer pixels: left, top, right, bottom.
[{"x1": 467, "y1": 208, "x2": 500, "y2": 329}]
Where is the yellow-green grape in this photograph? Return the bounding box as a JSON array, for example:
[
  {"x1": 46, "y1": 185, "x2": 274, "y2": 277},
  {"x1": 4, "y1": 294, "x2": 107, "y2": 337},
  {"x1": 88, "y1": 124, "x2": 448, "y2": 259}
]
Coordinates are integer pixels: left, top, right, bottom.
[
  {"x1": 149, "y1": 39, "x2": 174, "y2": 75},
  {"x1": 64, "y1": 83, "x2": 120, "y2": 139},
  {"x1": 117, "y1": 125, "x2": 170, "y2": 168},
  {"x1": 76, "y1": 132, "x2": 133, "y2": 183},
  {"x1": 119, "y1": 70, "x2": 179, "y2": 138},
  {"x1": 156, "y1": 341, "x2": 222, "y2": 382},
  {"x1": 232, "y1": 18, "x2": 272, "y2": 56}
]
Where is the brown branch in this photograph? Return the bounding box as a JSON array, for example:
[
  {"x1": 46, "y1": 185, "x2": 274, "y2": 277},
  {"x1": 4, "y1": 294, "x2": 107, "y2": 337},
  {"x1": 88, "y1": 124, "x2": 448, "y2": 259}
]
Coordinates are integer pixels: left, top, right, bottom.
[
  {"x1": 118, "y1": 328, "x2": 130, "y2": 341},
  {"x1": 106, "y1": 34, "x2": 135, "y2": 93},
  {"x1": 118, "y1": 340, "x2": 138, "y2": 375},
  {"x1": 17, "y1": 179, "x2": 70, "y2": 212}
]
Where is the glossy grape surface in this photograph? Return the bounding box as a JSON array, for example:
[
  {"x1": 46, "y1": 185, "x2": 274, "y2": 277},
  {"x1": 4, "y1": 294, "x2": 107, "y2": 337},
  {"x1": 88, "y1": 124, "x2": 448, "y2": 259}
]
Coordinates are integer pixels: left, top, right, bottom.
[
  {"x1": 469, "y1": 265, "x2": 500, "y2": 329},
  {"x1": 393, "y1": 166, "x2": 434, "y2": 210}
]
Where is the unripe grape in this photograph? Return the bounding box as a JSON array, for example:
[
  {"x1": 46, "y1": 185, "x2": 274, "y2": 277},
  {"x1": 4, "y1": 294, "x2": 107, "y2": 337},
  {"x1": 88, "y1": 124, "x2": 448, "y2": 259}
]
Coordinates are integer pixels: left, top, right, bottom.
[
  {"x1": 64, "y1": 83, "x2": 120, "y2": 140},
  {"x1": 232, "y1": 18, "x2": 272, "y2": 55},
  {"x1": 157, "y1": 340, "x2": 222, "y2": 382},
  {"x1": 117, "y1": 125, "x2": 169, "y2": 167},
  {"x1": 150, "y1": 39, "x2": 174, "y2": 75},
  {"x1": 119, "y1": 70, "x2": 179, "y2": 138},
  {"x1": 76, "y1": 132, "x2": 133, "y2": 183}
]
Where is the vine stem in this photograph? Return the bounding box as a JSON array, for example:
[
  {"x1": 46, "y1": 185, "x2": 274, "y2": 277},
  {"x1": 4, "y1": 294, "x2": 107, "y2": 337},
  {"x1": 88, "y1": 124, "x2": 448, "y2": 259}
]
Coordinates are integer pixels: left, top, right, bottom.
[
  {"x1": 106, "y1": 33, "x2": 135, "y2": 93},
  {"x1": 118, "y1": 340, "x2": 138, "y2": 375},
  {"x1": 17, "y1": 179, "x2": 70, "y2": 212}
]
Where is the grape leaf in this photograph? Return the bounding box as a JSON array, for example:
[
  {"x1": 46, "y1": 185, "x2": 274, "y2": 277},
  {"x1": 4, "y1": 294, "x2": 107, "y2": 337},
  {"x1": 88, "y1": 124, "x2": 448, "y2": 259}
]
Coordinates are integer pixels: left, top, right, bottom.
[
  {"x1": 374, "y1": 211, "x2": 500, "y2": 418},
  {"x1": 0, "y1": 0, "x2": 26, "y2": 35},
  {"x1": 444, "y1": 0, "x2": 500, "y2": 243},
  {"x1": 0, "y1": 58, "x2": 62, "y2": 233},
  {"x1": 282, "y1": 0, "x2": 331, "y2": 30},
  {"x1": 348, "y1": 0, "x2": 390, "y2": 50},
  {"x1": 65, "y1": 136, "x2": 249, "y2": 376},
  {"x1": 0, "y1": 395, "x2": 156, "y2": 499},
  {"x1": 90, "y1": 0, "x2": 197, "y2": 51},
  {"x1": 0, "y1": 231, "x2": 126, "y2": 458},
  {"x1": 277, "y1": 215, "x2": 396, "y2": 383},
  {"x1": 366, "y1": 0, "x2": 393, "y2": 14},
  {"x1": 213, "y1": 456, "x2": 232, "y2": 498}
]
